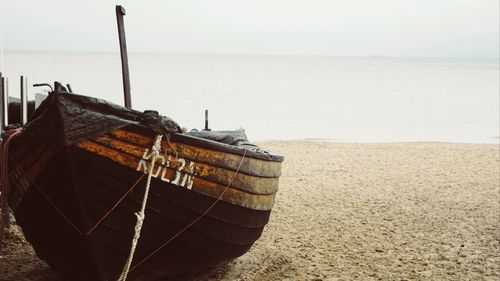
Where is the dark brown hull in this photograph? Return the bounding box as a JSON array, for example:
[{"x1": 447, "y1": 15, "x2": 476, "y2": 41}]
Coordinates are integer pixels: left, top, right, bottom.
[{"x1": 10, "y1": 138, "x2": 273, "y2": 280}]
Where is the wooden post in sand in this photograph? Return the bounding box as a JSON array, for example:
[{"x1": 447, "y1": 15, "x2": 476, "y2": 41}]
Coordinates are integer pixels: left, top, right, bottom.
[
  {"x1": 0, "y1": 73, "x2": 11, "y2": 248},
  {"x1": 0, "y1": 74, "x2": 5, "y2": 247},
  {"x1": 0, "y1": 72, "x2": 3, "y2": 248},
  {"x1": 0, "y1": 72, "x2": 3, "y2": 130}
]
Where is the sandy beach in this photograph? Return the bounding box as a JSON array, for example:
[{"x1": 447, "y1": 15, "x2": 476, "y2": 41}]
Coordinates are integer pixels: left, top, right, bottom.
[{"x1": 1, "y1": 141, "x2": 499, "y2": 281}]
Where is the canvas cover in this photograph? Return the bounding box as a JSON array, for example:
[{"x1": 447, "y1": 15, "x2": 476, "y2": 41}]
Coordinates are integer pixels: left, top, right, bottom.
[
  {"x1": 188, "y1": 130, "x2": 262, "y2": 151},
  {"x1": 13, "y1": 89, "x2": 263, "y2": 153},
  {"x1": 16, "y1": 90, "x2": 180, "y2": 147}
]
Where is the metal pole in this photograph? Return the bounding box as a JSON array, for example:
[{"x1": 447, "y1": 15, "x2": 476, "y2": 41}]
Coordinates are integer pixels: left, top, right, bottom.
[
  {"x1": 20, "y1": 76, "x2": 28, "y2": 125},
  {"x1": 204, "y1": 109, "x2": 209, "y2": 131},
  {"x1": 116, "y1": 5, "x2": 131, "y2": 109},
  {"x1": 1, "y1": 77, "x2": 8, "y2": 128}
]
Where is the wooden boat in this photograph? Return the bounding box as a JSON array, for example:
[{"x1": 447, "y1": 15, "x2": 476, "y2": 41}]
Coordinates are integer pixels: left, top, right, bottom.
[{"x1": 2, "y1": 84, "x2": 283, "y2": 280}]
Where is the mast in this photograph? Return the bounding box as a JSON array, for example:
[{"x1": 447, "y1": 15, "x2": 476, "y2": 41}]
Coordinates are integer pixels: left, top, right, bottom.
[{"x1": 116, "y1": 5, "x2": 132, "y2": 109}]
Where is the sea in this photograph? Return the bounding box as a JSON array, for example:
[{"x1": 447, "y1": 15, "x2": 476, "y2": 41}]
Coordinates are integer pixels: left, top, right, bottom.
[{"x1": 1, "y1": 50, "x2": 499, "y2": 143}]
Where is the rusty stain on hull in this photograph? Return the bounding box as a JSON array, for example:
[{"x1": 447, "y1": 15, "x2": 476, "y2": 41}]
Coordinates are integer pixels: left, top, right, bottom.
[
  {"x1": 92, "y1": 134, "x2": 279, "y2": 195},
  {"x1": 75, "y1": 131, "x2": 279, "y2": 210},
  {"x1": 110, "y1": 130, "x2": 282, "y2": 177}
]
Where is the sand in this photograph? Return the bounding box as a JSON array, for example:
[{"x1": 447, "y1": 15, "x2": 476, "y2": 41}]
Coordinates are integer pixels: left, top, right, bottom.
[{"x1": 1, "y1": 141, "x2": 499, "y2": 281}]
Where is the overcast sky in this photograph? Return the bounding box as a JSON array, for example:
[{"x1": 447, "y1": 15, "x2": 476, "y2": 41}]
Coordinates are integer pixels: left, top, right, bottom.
[{"x1": 0, "y1": 0, "x2": 498, "y2": 58}]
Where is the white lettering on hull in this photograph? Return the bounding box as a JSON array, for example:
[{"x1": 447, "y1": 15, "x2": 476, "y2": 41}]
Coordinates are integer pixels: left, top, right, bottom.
[{"x1": 137, "y1": 148, "x2": 198, "y2": 189}]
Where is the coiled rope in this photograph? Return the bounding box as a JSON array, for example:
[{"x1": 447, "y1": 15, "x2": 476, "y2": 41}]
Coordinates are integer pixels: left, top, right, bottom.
[{"x1": 117, "y1": 134, "x2": 163, "y2": 281}]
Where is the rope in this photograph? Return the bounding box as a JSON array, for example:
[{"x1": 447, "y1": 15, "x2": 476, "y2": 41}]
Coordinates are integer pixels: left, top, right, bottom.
[
  {"x1": 7, "y1": 154, "x2": 148, "y2": 236},
  {"x1": 0, "y1": 129, "x2": 22, "y2": 247},
  {"x1": 87, "y1": 132, "x2": 176, "y2": 235},
  {"x1": 117, "y1": 134, "x2": 163, "y2": 281},
  {"x1": 129, "y1": 148, "x2": 247, "y2": 273},
  {"x1": 9, "y1": 154, "x2": 85, "y2": 235},
  {"x1": 85, "y1": 173, "x2": 146, "y2": 235},
  {"x1": 1, "y1": 130, "x2": 249, "y2": 279},
  {"x1": 164, "y1": 133, "x2": 178, "y2": 160},
  {"x1": 4, "y1": 134, "x2": 167, "y2": 238}
]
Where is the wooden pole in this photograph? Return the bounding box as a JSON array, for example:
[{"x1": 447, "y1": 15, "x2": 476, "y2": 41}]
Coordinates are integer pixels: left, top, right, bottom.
[
  {"x1": 0, "y1": 72, "x2": 3, "y2": 130},
  {"x1": 116, "y1": 5, "x2": 132, "y2": 109},
  {"x1": 0, "y1": 72, "x2": 5, "y2": 247}
]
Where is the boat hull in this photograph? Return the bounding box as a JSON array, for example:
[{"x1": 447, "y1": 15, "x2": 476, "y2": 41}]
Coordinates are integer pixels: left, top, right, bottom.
[
  {"x1": 5, "y1": 92, "x2": 283, "y2": 280},
  {"x1": 11, "y1": 140, "x2": 273, "y2": 280}
]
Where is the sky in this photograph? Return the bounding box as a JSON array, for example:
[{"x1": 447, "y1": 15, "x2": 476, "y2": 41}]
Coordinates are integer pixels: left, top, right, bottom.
[{"x1": 0, "y1": 0, "x2": 499, "y2": 58}]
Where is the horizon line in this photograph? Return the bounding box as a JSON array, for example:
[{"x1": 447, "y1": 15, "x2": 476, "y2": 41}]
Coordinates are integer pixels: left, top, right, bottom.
[{"x1": 3, "y1": 48, "x2": 500, "y2": 61}]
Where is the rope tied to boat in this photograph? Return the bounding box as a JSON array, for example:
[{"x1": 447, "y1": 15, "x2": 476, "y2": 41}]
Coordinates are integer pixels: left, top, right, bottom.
[
  {"x1": 117, "y1": 134, "x2": 163, "y2": 281},
  {"x1": 3, "y1": 133, "x2": 170, "y2": 238},
  {"x1": 129, "y1": 147, "x2": 248, "y2": 273},
  {"x1": 0, "y1": 128, "x2": 22, "y2": 249},
  {"x1": 2, "y1": 130, "x2": 248, "y2": 278}
]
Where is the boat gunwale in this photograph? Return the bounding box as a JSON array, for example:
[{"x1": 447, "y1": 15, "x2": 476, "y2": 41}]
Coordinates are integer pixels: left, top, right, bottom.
[{"x1": 126, "y1": 124, "x2": 284, "y2": 162}]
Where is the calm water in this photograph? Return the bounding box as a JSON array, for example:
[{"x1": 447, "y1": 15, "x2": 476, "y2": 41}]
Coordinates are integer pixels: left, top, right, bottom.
[{"x1": 2, "y1": 51, "x2": 499, "y2": 143}]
